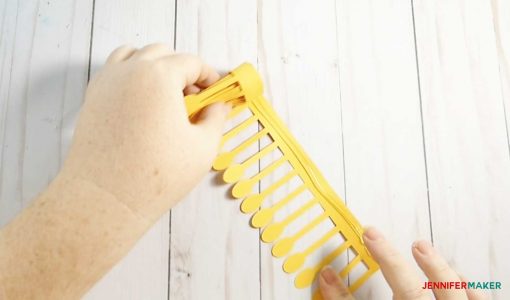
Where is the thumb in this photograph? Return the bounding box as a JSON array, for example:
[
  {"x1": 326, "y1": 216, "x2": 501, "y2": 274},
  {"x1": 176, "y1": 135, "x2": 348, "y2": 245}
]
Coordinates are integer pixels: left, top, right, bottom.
[
  {"x1": 319, "y1": 266, "x2": 355, "y2": 300},
  {"x1": 195, "y1": 102, "x2": 231, "y2": 137},
  {"x1": 191, "y1": 102, "x2": 231, "y2": 167}
]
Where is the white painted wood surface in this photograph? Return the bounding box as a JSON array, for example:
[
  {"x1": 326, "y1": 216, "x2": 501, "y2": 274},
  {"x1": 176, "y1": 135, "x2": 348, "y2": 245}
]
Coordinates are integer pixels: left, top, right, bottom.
[
  {"x1": 493, "y1": 0, "x2": 510, "y2": 151},
  {"x1": 169, "y1": 1, "x2": 259, "y2": 299},
  {"x1": 1, "y1": 0, "x2": 509, "y2": 299},
  {"x1": 258, "y1": 1, "x2": 353, "y2": 299},
  {"x1": 413, "y1": 1, "x2": 510, "y2": 299},
  {"x1": 84, "y1": 1, "x2": 175, "y2": 299},
  {"x1": 335, "y1": 1, "x2": 431, "y2": 298}
]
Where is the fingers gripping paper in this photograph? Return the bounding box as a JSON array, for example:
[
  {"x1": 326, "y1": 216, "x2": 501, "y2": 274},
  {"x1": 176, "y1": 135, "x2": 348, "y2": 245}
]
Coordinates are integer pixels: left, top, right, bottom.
[{"x1": 184, "y1": 63, "x2": 379, "y2": 296}]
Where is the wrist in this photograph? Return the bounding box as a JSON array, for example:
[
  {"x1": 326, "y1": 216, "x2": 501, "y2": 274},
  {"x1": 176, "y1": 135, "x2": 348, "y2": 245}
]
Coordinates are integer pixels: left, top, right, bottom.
[
  {"x1": 0, "y1": 171, "x2": 152, "y2": 299},
  {"x1": 59, "y1": 157, "x2": 180, "y2": 223}
]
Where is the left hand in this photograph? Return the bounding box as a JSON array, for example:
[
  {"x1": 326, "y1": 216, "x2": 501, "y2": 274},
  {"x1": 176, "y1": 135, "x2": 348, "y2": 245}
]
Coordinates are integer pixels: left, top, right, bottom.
[{"x1": 64, "y1": 43, "x2": 230, "y2": 222}]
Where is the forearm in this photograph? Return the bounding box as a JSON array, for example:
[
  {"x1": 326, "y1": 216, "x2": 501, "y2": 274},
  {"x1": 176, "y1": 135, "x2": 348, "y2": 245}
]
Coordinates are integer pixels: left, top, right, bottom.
[
  {"x1": 0, "y1": 47, "x2": 226, "y2": 299},
  {"x1": 0, "y1": 173, "x2": 152, "y2": 299}
]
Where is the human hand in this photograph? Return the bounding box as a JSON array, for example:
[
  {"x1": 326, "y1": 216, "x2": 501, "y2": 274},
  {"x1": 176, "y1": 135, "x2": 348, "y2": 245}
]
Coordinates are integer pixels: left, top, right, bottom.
[
  {"x1": 63, "y1": 44, "x2": 230, "y2": 222},
  {"x1": 318, "y1": 227, "x2": 487, "y2": 300}
]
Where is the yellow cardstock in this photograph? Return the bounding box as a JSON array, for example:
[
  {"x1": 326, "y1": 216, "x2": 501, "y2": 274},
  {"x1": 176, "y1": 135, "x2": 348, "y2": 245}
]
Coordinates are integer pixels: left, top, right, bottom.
[{"x1": 185, "y1": 63, "x2": 379, "y2": 296}]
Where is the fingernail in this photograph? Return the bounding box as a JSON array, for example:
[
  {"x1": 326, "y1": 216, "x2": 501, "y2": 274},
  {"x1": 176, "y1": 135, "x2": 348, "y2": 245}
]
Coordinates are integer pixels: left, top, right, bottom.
[
  {"x1": 413, "y1": 240, "x2": 434, "y2": 255},
  {"x1": 363, "y1": 226, "x2": 384, "y2": 242},
  {"x1": 320, "y1": 266, "x2": 338, "y2": 285}
]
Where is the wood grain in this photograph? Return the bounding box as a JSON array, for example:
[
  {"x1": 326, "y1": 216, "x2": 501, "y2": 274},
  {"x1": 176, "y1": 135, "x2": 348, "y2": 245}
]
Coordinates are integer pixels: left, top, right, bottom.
[
  {"x1": 1, "y1": 0, "x2": 509, "y2": 299},
  {"x1": 492, "y1": 0, "x2": 510, "y2": 152},
  {"x1": 336, "y1": 1, "x2": 431, "y2": 298},
  {"x1": 257, "y1": 0, "x2": 347, "y2": 298},
  {"x1": 169, "y1": 0, "x2": 260, "y2": 299},
  {"x1": 84, "y1": 0, "x2": 175, "y2": 299},
  {"x1": 491, "y1": 2, "x2": 510, "y2": 297},
  {"x1": 0, "y1": 0, "x2": 92, "y2": 226},
  {"x1": 413, "y1": 0, "x2": 510, "y2": 299}
]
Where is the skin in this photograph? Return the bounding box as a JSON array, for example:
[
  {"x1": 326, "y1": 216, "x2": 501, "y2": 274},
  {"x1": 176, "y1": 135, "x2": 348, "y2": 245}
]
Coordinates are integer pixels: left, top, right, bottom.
[
  {"x1": 0, "y1": 44, "x2": 230, "y2": 299},
  {"x1": 0, "y1": 43, "x2": 486, "y2": 300},
  {"x1": 318, "y1": 227, "x2": 488, "y2": 300}
]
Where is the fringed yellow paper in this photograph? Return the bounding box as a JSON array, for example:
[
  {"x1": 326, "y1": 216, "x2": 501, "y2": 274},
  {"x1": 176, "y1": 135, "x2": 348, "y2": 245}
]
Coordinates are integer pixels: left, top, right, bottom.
[{"x1": 185, "y1": 63, "x2": 378, "y2": 296}]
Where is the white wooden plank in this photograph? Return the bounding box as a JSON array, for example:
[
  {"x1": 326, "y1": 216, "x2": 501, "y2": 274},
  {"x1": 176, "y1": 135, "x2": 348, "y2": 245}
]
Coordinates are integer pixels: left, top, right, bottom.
[
  {"x1": 2, "y1": 1, "x2": 508, "y2": 299},
  {"x1": 492, "y1": 0, "x2": 510, "y2": 152},
  {"x1": 336, "y1": 1, "x2": 431, "y2": 298},
  {"x1": 22, "y1": 0, "x2": 93, "y2": 203},
  {"x1": 490, "y1": 1, "x2": 510, "y2": 298},
  {"x1": 413, "y1": 0, "x2": 510, "y2": 299},
  {"x1": 258, "y1": 0, "x2": 346, "y2": 299},
  {"x1": 169, "y1": 0, "x2": 259, "y2": 299},
  {"x1": 84, "y1": 0, "x2": 175, "y2": 299},
  {"x1": 0, "y1": 0, "x2": 35, "y2": 226},
  {"x1": 0, "y1": 0, "x2": 92, "y2": 225}
]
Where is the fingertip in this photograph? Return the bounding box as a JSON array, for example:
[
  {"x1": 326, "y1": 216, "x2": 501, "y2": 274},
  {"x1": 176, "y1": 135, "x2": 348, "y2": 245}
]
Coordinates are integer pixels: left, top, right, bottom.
[
  {"x1": 319, "y1": 266, "x2": 352, "y2": 300},
  {"x1": 184, "y1": 84, "x2": 202, "y2": 96},
  {"x1": 360, "y1": 228, "x2": 427, "y2": 297},
  {"x1": 362, "y1": 226, "x2": 385, "y2": 243},
  {"x1": 207, "y1": 102, "x2": 231, "y2": 118},
  {"x1": 196, "y1": 102, "x2": 230, "y2": 131},
  {"x1": 411, "y1": 240, "x2": 434, "y2": 257},
  {"x1": 196, "y1": 70, "x2": 221, "y2": 88},
  {"x1": 320, "y1": 266, "x2": 341, "y2": 285}
]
